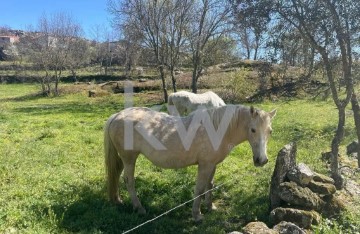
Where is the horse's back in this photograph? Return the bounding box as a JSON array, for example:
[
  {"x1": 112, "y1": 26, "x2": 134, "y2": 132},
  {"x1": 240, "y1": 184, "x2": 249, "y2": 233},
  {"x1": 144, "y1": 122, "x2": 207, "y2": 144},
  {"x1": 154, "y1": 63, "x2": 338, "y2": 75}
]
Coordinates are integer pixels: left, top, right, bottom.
[{"x1": 168, "y1": 90, "x2": 225, "y2": 115}]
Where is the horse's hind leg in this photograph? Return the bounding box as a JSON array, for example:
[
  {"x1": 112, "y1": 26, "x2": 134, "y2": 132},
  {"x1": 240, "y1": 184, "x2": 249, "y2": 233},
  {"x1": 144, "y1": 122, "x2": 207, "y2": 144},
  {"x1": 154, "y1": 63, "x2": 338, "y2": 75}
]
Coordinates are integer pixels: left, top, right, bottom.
[
  {"x1": 109, "y1": 158, "x2": 124, "y2": 204},
  {"x1": 192, "y1": 164, "x2": 216, "y2": 222},
  {"x1": 205, "y1": 166, "x2": 217, "y2": 211},
  {"x1": 122, "y1": 152, "x2": 146, "y2": 214}
]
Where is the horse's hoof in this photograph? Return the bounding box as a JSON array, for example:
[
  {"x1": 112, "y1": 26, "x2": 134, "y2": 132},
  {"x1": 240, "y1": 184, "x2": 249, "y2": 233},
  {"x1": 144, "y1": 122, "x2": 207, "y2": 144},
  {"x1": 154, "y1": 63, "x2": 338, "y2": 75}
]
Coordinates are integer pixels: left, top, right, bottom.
[{"x1": 193, "y1": 214, "x2": 204, "y2": 223}]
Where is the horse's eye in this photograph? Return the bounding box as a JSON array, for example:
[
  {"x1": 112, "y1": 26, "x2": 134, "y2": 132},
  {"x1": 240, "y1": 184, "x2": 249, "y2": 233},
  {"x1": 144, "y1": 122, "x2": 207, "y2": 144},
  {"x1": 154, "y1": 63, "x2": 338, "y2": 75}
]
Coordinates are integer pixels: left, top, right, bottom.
[{"x1": 251, "y1": 128, "x2": 256, "y2": 133}]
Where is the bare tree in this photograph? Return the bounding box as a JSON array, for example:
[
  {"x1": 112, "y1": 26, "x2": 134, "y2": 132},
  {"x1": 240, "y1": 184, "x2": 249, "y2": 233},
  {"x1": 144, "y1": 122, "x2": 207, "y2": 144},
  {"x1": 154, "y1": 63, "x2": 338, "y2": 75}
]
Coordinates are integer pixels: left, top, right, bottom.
[
  {"x1": 187, "y1": 0, "x2": 231, "y2": 93},
  {"x1": 236, "y1": 26, "x2": 252, "y2": 59},
  {"x1": 109, "y1": 0, "x2": 171, "y2": 102},
  {"x1": 90, "y1": 25, "x2": 118, "y2": 75},
  {"x1": 21, "y1": 12, "x2": 83, "y2": 95},
  {"x1": 67, "y1": 38, "x2": 91, "y2": 81},
  {"x1": 121, "y1": 23, "x2": 142, "y2": 77},
  {"x1": 164, "y1": 0, "x2": 193, "y2": 92}
]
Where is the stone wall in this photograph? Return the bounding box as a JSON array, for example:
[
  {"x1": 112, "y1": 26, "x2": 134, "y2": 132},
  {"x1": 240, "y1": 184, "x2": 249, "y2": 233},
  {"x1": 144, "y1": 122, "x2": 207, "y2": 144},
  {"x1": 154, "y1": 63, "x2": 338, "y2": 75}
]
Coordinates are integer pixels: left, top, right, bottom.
[{"x1": 239, "y1": 142, "x2": 345, "y2": 234}]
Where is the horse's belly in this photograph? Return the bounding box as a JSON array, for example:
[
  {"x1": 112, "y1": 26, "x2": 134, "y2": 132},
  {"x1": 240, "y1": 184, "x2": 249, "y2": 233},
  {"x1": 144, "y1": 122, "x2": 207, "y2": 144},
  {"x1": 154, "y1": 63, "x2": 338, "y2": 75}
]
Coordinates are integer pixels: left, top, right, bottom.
[{"x1": 145, "y1": 152, "x2": 197, "y2": 169}]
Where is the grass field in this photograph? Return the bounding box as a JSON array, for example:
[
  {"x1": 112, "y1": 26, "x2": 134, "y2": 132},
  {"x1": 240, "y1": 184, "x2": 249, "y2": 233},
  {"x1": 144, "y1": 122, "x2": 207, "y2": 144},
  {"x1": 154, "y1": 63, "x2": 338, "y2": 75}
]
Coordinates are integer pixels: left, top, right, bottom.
[{"x1": 0, "y1": 84, "x2": 359, "y2": 233}]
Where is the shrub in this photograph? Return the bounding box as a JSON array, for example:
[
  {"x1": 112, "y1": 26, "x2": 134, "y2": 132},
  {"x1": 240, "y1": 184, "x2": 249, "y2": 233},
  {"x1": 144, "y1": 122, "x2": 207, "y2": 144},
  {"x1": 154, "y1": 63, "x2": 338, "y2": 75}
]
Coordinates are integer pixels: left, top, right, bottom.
[{"x1": 217, "y1": 68, "x2": 257, "y2": 103}]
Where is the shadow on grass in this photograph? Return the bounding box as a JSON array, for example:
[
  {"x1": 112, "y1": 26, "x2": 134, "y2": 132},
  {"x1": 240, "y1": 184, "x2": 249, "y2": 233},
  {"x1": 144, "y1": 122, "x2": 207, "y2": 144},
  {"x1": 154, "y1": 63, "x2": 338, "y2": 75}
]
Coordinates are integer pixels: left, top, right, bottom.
[
  {"x1": 13, "y1": 100, "x2": 124, "y2": 117},
  {"x1": 32, "y1": 168, "x2": 273, "y2": 233},
  {"x1": 34, "y1": 177, "x2": 195, "y2": 233},
  {"x1": 0, "y1": 92, "x2": 46, "y2": 102}
]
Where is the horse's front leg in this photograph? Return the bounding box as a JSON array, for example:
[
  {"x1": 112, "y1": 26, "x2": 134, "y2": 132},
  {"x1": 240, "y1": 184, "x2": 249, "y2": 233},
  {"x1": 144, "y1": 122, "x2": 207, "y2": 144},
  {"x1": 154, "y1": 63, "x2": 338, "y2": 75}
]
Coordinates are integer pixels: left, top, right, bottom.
[
  {"x1": 205, "y1": 166, "x2": 217, "y2": 211},
  {"x1": 192, "y1": 164, "x2": 215, "y2": 222},
  {"x1": 122, "y1": 154, "x2": 146, "y2": 215}
]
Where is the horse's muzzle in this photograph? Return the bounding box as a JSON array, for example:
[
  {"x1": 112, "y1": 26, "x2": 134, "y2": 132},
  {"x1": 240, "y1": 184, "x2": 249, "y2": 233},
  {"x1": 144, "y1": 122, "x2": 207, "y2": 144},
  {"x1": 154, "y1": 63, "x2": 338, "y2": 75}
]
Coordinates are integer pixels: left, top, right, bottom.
[{"x1": 254, "y1": 157, "x2": 268, "y2": 167}]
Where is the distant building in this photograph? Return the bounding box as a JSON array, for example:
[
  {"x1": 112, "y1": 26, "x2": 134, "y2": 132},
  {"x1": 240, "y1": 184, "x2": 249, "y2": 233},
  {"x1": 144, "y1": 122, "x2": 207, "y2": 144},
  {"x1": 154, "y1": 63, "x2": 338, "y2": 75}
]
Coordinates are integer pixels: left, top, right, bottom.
[{"x1": 0, "y1": 35, "x2": 20, "y2": 47}]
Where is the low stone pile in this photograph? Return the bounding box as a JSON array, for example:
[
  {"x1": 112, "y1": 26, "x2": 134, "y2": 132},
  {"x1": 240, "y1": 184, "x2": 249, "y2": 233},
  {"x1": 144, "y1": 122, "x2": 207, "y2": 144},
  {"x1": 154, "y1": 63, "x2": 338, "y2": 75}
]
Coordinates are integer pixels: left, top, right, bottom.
[{"x1": 240, "y1": 142, "x2": 345, "y2": 234}]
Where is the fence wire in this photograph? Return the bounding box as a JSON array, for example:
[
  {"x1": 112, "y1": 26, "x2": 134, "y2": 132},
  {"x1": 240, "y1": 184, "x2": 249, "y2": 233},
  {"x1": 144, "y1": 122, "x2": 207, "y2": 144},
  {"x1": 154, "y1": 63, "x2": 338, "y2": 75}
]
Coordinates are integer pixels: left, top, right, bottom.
[{"x1": 122, "y1": 182, "x2": 225, "y2": 234}]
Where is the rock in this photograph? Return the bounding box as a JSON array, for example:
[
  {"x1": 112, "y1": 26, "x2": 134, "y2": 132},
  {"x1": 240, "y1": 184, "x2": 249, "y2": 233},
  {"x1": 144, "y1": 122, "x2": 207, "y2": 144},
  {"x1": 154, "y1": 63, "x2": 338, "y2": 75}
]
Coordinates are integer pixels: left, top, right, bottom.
[
  {"x1": 273, "y1": 221, "x2": 306, "y2": 234},
  {"x1": 138, "y1": 78, "x2": 147, "y2": 82},
  {"x1": 270, "y1": 142, "x2": 297, "y2": 209},
  {"x1": 321, "y1": 195, "x2": 345, "y2": 217},
  {"x1": 287, "y1": 163, "x2": 314, "y2": 186},
  {"x1": 243, "y1": 222, "x2": 277, "y2": 234},
  {"x1": 312, "y1": 172, "x2": 335, "y2": 184},
  {"x1": 88, "y1": 90, "x2": 96, "y2": 97},
  {"x1": 270, "y1": 207, "x2": 321, "y2": 229},
  {"x1": 228, "y1": 232, "x2": 243, "y2": 234},
  {"x1": 278, "y1": 182, "x2": 325, "y2": 210},
  {"x1": 308, "y1": 180, "x2": 336, "y2": 195},
  {"x1": 346, "y1": 141, "x2": 358, "y2": 155},
  {"x1": 349, "y1": 152, "x2": 358, "y2": 158}
]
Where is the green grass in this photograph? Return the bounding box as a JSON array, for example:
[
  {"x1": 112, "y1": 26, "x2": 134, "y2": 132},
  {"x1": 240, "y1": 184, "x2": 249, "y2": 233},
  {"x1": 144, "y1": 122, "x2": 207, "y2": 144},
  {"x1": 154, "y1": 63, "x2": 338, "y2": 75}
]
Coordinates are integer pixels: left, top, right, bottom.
[{"x1": 0, "y1": 84, "x2": 359, "y2": 233}]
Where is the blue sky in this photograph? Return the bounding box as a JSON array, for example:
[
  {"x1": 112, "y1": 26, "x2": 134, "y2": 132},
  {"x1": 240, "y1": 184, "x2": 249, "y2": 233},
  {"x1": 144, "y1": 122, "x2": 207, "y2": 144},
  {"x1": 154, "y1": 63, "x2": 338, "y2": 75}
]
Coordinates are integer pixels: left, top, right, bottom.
[{"x1": 0, "y1": 0, "x2": 113, "y2": 38}]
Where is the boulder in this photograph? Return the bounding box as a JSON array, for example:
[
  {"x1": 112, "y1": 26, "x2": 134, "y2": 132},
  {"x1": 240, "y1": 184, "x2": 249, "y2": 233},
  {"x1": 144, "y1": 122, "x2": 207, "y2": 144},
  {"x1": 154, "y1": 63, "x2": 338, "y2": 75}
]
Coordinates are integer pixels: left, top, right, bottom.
[
  {"x1": 270, "y1": 207, "x2": 320, "y2": 229},
  {"x1": 312, "y1": 172, "x2": 335, "y2": 184},
  {"x1": 349, "y1": 152, "x2": 358, "y2": 158},
  {"x1": 308, "y1": 180, "x2": 336, "y2": 195},
  {"x1": 287, "y1": 163, "x2": 314, "y2": 186},
  {"x1": 270, "y1": 143, "x2": 297, "y2": 209},
  {"x1": 346, "y1": 141, "x2": 358, "y2": 155},
  {"x1": 243, "y1": 222, "x2": 277, "y2": 234},
  {"x1": 278, "y1": 182, "x2": 324, "y2": 210},
  {"x1": 273, "y1": 221, "x2": 306, "y2": 234},
  {"x1": 88, "y1": 90, "x2": 97, "y2": 97},
  {"x1": 321, "y1": 195, "x2": 346, "y2": 217}
]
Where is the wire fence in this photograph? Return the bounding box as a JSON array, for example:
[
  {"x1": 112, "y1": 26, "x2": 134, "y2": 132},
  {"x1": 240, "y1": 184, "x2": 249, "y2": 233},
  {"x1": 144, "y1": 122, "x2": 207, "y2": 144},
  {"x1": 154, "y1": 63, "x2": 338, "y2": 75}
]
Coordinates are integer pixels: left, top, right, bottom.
[{"x1": 122, "y1": 182, "x2": 226, "y2": 234}]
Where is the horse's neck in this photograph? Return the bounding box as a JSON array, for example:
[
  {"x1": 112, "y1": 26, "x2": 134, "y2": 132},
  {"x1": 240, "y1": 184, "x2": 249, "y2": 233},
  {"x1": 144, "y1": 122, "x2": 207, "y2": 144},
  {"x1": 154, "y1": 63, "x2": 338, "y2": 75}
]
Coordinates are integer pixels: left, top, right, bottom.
[{"x1": 229, "y1": 106, "x2": 250, "y2": 144}]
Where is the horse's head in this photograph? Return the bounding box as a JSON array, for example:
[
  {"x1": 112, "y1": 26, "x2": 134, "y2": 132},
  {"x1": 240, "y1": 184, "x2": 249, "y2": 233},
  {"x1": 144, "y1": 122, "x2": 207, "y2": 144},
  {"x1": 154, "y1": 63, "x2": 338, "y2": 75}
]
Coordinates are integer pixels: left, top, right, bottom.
[{"x1": 247, "y1": 106, "x2": 276, "y2": 167}]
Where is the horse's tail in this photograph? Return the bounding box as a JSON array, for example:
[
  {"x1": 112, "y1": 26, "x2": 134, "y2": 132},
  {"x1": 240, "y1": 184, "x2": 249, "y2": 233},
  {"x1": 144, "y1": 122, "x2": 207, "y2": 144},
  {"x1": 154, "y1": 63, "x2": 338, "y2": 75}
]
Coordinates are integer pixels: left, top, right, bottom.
[{"x1": 104, "y1": 114, "x2": 123, "y2": 203}]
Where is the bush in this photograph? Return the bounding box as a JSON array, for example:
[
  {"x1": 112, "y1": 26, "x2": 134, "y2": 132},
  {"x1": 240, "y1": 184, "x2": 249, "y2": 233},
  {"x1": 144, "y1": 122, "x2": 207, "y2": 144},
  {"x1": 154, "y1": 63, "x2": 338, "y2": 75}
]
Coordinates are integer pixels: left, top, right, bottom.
[{"x1": 217, "y1": 68, "x2": 257, "y2": 103}]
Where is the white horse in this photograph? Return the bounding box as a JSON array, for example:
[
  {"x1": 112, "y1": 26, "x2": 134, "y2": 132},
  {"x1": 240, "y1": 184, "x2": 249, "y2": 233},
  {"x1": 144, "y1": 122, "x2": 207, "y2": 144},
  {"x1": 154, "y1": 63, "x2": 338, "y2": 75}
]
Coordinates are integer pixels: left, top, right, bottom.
[
  {"x1": 168, "y1": 90, "x2": 226, "y2": 116},
  {"x1": 104, "y1": 105, "x2": 276, "y2": 221}
]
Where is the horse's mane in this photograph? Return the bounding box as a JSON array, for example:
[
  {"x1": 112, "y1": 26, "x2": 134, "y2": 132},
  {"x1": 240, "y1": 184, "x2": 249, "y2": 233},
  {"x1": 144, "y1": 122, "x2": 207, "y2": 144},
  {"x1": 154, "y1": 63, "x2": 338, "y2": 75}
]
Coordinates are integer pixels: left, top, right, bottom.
[{"x1": 189, "y1": 105, "x2": 247, "y2": 130}]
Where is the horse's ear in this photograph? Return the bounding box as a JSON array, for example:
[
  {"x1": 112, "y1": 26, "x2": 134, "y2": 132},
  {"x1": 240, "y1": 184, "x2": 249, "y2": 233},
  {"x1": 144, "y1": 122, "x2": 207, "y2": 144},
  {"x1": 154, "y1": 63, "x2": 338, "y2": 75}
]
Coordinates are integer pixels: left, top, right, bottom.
[
  {"x1": 250, "y1": 106, "x2": 258, "y2": 117},
  {"x1": 269, "y1": 109, "x2": 277, "y2": 119}
]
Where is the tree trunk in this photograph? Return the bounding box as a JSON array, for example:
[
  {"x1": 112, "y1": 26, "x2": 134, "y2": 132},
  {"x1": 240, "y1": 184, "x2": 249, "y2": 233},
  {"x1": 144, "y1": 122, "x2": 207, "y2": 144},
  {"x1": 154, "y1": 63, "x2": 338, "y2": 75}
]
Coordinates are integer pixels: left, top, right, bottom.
[
  {"x1": 351, "y1": 93, "x2": 360, "y2": 168},
  {"x1": 331, "y1": 105, "x2": 346, "y2": 189},
  {"x1": 71, "y1": 69, "x2": 77, "y2": 82},
  {"x1": 191, "y1": 56, "x2": 200, "y2": 94},
  {"x1": 170, "y1": 69, "x2": 177, "y2": 93},
  {"x1": 159, "y1": 65, "x2": 168, "y2": 103},
  {"x1": 40, "y1": 71, "x2": 47, "y2": 95},
  {"x1": 253, "y1": 40, "x2": 258, "y2": 60},
  {"x1": 191, "y1": 67, "x2": 198, "y2": 94},
  {"x1": 246, "y1": 47, "x2": 250, "y2": 60},
  {"x1": 104, "y1": 64, "x2": 108, "y2": 76},
  {"x1": 54, "y1": 69, "x2": 62, "y2": 96},
  {"x1": 320, "y1": 55, "x2": 346, "y2": 188}
]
